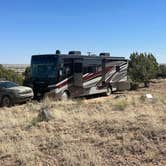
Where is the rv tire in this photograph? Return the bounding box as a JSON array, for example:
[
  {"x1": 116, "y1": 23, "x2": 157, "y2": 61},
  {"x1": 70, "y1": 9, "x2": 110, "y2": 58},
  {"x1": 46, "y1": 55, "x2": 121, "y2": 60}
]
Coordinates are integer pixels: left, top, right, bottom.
[
  {"x1": 105, "y1": 86, "x2": 112, "y2": 96},
  {"x1": 60, "y1": 91, "x2": 69, "y2": 101}
]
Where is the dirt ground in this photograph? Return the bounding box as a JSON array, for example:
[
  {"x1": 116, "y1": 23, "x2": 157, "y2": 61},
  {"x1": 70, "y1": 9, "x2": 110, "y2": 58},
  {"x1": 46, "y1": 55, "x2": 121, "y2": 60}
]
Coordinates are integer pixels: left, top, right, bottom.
[{"x1": 0, "y1": 79, "x2": 166, "y2": 166}]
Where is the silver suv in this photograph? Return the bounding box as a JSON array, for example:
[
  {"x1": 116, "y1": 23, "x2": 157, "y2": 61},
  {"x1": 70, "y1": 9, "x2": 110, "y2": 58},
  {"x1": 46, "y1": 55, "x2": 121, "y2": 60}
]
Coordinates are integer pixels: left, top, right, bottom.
[{"x1": 0, "y1": 81, "x2": 34, "y2": 107}]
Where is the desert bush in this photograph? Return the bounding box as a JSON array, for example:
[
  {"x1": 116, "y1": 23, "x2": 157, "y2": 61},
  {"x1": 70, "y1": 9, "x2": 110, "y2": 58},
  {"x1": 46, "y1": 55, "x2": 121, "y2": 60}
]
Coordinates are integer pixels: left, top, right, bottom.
[
  {"x1": 130, "y1": 82, "x2": 139, "y2": 90},
  {"x1": 158, "y1": 64, "x2": 166, "y2": 78},
  {"x1": 128, "y1": 53, "x2": 159, "y2": 87},
  {"x1": 0, "y1": 64, "x2": 23, "y2": 85},
  {"x1": 23, "y1": 66, "x2": 31, "y2": 86},
  {"x1": 114, "y1": 100, "x2": 128, "y2": 111}
]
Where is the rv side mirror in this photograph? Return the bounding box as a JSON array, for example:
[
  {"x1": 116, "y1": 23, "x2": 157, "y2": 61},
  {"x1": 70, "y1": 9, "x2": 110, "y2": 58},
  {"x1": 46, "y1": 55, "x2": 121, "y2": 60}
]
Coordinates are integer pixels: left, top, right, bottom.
[
  {"x1": 59, "y1": 69, "x2": 63, "y2": 76},
  {"x1": 65, "y1": 67, "x2": 71, "y2": 77}
]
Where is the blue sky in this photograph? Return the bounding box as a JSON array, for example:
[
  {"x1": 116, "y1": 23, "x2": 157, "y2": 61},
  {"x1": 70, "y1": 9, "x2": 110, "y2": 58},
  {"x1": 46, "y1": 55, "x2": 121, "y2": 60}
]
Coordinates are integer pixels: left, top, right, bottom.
[{"x1": 0, "y1": 0, "x2": 166, "y2": 64}]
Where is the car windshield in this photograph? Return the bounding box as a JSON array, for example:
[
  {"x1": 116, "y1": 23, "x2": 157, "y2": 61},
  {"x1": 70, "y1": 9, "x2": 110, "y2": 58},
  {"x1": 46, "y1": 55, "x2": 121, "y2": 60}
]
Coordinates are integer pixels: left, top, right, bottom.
[{"x1": 0, "y1": 81, "x2": 18, "y2": 88}]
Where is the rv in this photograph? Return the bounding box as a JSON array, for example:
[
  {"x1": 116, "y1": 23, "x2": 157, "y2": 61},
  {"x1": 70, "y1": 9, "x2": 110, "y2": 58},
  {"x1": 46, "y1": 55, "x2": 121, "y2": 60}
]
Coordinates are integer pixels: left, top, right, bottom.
[{"x1": 25, "y1": 51, "x2": 130, "y2": 100}]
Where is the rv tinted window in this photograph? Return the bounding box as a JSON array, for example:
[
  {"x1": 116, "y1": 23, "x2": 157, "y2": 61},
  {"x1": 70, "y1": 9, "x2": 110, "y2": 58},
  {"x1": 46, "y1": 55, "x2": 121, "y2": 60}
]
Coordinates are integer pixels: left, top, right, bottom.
[
  {"x1": 64, "y1": 63, "x2": 73, "y2": 76},
  {"x1": 74, "y1": 63, "x2": 82, "y2": 73},
  {"x1": 32, "y1": 55, "x2": 57, "y2": 64},
  {"x1": 88, "y1": 66, "x2": 97, "y2": 73}
]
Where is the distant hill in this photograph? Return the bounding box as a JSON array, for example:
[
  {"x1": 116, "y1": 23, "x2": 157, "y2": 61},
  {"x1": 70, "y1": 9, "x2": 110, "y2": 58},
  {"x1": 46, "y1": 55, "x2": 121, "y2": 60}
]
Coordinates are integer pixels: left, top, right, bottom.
[{"x1": 2, "y1": 64, "x2": 29, "y2": 74}]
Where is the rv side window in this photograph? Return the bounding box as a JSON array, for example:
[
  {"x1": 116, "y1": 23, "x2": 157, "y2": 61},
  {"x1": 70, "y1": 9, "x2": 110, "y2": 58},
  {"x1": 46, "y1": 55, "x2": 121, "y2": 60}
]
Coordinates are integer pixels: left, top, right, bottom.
[
  {"x1": 88, "y1": 66, "x2": 97, "y2": 73},
  {"x1": 65, "y1": 67, "x2": 71, "y2": 76},
  {"x1": 74, "y1": 63, "x2": 82, "y2": 73},
  {"x1": 64, "y1": 64, "x2": 73, "y2": 76},
  {"x1": 83, "y1": 67, "x2": 88, "y2": 74}
]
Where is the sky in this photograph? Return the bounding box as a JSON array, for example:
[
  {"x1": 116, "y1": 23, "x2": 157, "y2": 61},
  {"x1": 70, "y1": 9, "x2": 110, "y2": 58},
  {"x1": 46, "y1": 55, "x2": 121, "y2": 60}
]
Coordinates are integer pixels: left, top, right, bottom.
[{"x1": 0, "y1": 0, "x2": 166, "y2": 64}]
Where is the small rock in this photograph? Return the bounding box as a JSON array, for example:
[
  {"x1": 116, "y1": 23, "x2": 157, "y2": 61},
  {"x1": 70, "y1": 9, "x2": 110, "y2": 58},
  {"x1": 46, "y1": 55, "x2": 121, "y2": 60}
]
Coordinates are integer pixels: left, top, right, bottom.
[
  {"x1": 146, "y1": 94, "x2": 153, "y2": 99},
  {"x1": 140, "y1": 94, "x2": 154, "y2": 102},
  {"x1": 114, "y1": 95, "x2": 126, "y2": 99}
]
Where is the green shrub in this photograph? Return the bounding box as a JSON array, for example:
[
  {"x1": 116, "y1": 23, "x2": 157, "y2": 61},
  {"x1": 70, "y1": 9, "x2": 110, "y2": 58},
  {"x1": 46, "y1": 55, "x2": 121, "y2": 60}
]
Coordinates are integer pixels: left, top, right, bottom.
[
  {"x1": 0, "y1": 64, "x2": 23, "y2": 85},
  {"x1": 158, "y1": 65, "x2": 166, "y2": 78},
  {"x1": 128, "y1": 53, "x2": 159, "y2": 87},
  {"x1": 130, "y1": 82, "x2": 139, "y2": 90},
  {"x1": 114, "y1": 100, "x2": 128, "y2": 111}
]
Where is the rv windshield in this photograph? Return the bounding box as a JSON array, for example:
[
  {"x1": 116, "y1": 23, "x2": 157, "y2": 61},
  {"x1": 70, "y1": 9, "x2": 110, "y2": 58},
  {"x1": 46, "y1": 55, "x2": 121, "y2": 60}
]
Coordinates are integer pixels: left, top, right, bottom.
[{"x1": 31, "y1": 55, "x2": 58, "y2": 78}]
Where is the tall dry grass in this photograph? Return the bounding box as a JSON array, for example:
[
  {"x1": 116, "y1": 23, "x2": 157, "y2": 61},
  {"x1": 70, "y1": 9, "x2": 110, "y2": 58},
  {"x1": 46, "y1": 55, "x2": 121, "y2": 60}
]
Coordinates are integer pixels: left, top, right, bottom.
[{"x1": 0, "y1": 80, "x2": 166, "y2": 165}]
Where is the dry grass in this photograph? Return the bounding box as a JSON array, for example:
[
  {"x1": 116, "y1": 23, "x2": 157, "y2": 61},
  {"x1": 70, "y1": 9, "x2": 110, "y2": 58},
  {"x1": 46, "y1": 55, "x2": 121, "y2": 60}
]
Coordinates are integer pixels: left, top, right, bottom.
[{"x1": 0, "y1": 80, "x2": 166, "y2": 166}]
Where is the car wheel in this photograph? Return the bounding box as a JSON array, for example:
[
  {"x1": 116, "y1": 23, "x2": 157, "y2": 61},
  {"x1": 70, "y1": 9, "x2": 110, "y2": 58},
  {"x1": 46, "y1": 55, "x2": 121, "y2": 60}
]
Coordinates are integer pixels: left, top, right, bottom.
[
  {"x1": 1, "y1": 96, "x2": 13, "y2": 107},
  {"x1": 60, "y1": 91, "x2": 69, "y2": 101}
]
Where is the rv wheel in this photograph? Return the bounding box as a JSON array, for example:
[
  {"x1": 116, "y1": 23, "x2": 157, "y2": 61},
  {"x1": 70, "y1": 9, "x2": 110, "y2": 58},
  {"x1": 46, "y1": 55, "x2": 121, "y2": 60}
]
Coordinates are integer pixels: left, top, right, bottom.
[
  {"x1": 105, "y1": 87, "x2": 112, "y2": 96},
  {"x1": 60, "y1": 91, "x2": 69, "y2": 101}
]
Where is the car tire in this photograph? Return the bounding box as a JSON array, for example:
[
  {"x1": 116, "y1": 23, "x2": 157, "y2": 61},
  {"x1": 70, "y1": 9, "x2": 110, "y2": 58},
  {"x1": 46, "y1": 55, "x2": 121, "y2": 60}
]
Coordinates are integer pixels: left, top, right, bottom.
[{"x1": 1, "y1": 96, "x2": 13, "y2": 107}]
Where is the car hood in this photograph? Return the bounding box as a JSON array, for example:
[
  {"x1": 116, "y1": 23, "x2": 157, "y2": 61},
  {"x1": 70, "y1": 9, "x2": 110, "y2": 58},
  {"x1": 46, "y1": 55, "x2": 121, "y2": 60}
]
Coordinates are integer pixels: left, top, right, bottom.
[{"x1": 8, "y1": 86, "x2": 33, "y2": 93}]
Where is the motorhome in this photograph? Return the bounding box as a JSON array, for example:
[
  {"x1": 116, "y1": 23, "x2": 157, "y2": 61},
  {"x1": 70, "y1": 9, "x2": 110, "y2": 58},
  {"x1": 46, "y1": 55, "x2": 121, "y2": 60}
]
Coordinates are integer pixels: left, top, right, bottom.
[{"x1": 25, "y1": 51, "x2": 130, "y2": 100}]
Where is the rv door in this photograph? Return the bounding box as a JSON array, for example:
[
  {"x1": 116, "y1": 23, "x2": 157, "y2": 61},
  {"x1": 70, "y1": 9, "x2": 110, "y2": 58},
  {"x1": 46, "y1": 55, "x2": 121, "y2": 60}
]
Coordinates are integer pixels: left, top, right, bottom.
[{"x1": 73, "y1": 59, "x2": 83, "y2": 87}]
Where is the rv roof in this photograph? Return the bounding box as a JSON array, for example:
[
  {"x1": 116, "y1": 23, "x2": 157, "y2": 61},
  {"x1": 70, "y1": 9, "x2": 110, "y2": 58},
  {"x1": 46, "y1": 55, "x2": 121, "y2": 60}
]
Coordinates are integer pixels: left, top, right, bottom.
[{"x1": 32, "y1": 54, "x2": 126, "y2": 60}]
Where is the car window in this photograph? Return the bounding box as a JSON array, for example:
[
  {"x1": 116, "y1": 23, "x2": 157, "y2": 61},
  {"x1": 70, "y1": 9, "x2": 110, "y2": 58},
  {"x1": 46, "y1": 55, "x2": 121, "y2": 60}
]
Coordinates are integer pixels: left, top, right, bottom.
[
  {"x1": 0, "y1": 82, "x2": 18, "y2": 88},
  {"x1": 0, "y1": 83, "x2": 6, "y2": 88}
]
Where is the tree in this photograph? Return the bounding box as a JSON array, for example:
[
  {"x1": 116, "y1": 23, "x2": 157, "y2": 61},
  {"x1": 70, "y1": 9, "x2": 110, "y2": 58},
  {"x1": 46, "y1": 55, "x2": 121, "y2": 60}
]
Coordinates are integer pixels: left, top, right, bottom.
[
  {"x1": 158, "y1": 64, "x2": 166, "y2": 78},
  {"x1": 24, "y1": 66, "x2": 31, "y2": 78},
  {"x1": 128, "y1": 52, "x2": 159, "y2": 87},
  {"x1": 23, "y1": 66, "x2": 31, "y2": 86}
]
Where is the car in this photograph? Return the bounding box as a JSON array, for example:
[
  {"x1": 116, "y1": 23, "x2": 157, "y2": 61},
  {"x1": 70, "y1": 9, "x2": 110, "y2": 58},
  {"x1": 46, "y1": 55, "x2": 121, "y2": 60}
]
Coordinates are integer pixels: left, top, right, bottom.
[{"x1": 0, "y1": 80, "x2": 34, "y2": 107}]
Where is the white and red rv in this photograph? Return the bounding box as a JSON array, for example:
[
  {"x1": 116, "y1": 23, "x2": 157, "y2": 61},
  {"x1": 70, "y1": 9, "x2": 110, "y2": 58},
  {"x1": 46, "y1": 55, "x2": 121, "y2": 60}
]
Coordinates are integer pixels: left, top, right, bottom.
[{"x1": 26, "y1": 51, "x2": 130, "y2": 100}]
